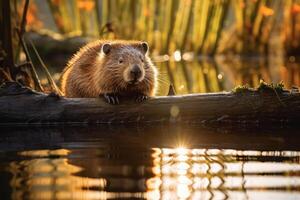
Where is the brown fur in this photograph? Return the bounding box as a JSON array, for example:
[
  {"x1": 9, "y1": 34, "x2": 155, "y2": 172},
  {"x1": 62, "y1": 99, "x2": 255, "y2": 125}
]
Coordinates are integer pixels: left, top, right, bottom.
[{"x1": 61, "y1": 40, "x2": 158, "y2": 98}]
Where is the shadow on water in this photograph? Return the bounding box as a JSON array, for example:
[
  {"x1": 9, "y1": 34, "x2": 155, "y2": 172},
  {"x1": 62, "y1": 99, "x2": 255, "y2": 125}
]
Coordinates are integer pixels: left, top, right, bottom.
[
  {"x1": 1, "y1": 125, "x2": 300, "y2": 199},
  {"x1": 1, "y1": 125, "x2": 300, "y2": 151}
]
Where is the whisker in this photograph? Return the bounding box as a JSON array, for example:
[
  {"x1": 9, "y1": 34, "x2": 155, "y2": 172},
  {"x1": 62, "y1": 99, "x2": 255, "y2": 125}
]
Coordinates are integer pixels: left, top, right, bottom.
[{"x1": 157, "y1": 78, "x2": 170, "y2": 84}]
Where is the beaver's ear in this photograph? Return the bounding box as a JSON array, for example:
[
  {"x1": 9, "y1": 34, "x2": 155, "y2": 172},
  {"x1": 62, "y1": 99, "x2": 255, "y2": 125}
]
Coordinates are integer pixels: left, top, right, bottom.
[
  {"x1": 102, "y1": 43, "x2": 111, "y2": 55},
  {"x1": 139, "y1": 42, "x2": 149, "y2": 54}
]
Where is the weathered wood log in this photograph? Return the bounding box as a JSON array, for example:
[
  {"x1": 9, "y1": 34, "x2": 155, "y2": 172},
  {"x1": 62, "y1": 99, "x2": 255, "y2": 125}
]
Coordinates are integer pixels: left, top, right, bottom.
[
  {"x1": 0, "y1": 82, "x2": 300, "y2": 125},
  {"x1": 26, "y1": 31, "x2": 91, "y2": 58}
]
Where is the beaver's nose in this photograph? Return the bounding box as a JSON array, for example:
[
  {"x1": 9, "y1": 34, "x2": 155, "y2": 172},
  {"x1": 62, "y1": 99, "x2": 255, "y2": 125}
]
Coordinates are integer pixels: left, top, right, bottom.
[{"x1": 130, "y1": 65, "x2": 141, "y2": 79}]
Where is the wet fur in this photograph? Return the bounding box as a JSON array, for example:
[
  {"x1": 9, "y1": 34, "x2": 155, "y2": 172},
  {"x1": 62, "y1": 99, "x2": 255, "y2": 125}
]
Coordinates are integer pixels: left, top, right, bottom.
[{"x1": 61, "y1": 40, "x2": 158, "y2": 98}]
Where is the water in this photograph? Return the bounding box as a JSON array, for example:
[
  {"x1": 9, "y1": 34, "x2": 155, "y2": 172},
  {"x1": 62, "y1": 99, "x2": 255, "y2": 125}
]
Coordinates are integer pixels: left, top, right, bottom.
[
  {"x1": 7, "y1": 54, "x2": 300, "y2": 199},
  {"x1": 45, "y1": 55, "x2": 300, "y2": 96},
  {"x1": 1, "y1": 125, "x2": 300, "y2": 200},
  {"x1": 154, "y1": 56, "x2": 300, "y2": 95}
]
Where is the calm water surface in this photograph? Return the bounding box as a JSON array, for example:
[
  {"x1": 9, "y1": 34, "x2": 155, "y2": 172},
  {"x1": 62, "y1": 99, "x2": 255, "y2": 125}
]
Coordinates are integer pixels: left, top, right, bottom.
[
  {"x1": 47, "y1": 55, "x2": 300, "y2": 95},
  {"x1": 154, "y1": 56, "x2": 300, "y2": 95},
  {"x1": 0, "y1": 125, "x2": 300, "y2": 200},
  {"x1": 26, "y1": 46, "x2": 300, "y2": 200}
]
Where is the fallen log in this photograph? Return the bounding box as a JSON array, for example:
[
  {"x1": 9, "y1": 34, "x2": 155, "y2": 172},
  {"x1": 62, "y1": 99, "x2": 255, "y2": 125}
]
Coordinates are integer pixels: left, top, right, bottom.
[{"x1": 0, "y1": 82, "x2": 300, "y2": 125}]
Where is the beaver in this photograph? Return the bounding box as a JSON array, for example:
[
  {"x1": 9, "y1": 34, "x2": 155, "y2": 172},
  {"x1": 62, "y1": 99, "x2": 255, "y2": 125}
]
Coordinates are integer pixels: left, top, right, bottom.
[{"x1": 61, "y1": 40, "x2": 158, "y2": 104}]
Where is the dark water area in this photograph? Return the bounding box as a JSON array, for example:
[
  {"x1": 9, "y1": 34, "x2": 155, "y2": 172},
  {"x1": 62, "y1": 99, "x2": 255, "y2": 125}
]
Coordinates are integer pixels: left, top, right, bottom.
[{"x1": 1, "y1": 125, "x2": 300, "y2": 199}]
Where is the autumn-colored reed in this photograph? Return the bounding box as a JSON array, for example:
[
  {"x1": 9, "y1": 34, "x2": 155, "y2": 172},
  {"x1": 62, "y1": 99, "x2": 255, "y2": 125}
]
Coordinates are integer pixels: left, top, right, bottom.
[{"x1": 25, "y1": 0, "x2": 300, "y2": 56}]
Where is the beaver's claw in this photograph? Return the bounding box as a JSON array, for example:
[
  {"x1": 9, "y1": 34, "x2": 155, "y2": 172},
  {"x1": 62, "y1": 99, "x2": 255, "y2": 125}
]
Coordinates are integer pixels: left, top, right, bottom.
[
  {"x1": 103, "y1": 93, "x2": 119, "y2": 104},
  {"x1": 136, "y1": 94, "x2": 148, "y2": 103}
]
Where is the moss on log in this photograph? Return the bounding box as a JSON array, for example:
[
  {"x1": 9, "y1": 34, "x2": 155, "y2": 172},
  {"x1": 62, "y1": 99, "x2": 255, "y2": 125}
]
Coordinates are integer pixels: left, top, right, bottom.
[{"x1": 0, "y1": 82, "x2": 300, "y2": 125}]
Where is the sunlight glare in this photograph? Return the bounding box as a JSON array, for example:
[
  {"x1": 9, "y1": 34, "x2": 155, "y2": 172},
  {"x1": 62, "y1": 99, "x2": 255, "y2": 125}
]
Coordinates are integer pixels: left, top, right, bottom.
[
  {"x1": 177, "y1": 183, "x2": 191, "y2": 199},
  {"x1": 175, "y1": 162, "x2": 190, "y2": 175},
  {"x1": 217, "y1": 73, "x2": 223, "y2": 80},
  {"x1": 174, "y1": 50, "x2": 182, "y2": 61},
  {"x1": 176, "y1": 147, "x2": 188, "y2": 155},
  {"x1": 182, "y1": 52, "x2": 194, "y2": 61}
]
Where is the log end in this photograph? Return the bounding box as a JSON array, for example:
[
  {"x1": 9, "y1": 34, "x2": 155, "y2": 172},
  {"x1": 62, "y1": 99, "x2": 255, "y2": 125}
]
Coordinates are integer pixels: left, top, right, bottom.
[{"x1": 0, "y1": 81, "x2": 41, "y2": 96}]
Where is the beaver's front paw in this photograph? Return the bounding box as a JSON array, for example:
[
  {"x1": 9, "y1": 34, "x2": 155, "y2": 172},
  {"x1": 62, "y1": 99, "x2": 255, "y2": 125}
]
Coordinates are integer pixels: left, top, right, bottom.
[
  {"x1": 136, "y1": 94, "x2": 148, "y2": 103},
  {"x1": 103, "y1": 93, "x2": 119, "y2": 104}
]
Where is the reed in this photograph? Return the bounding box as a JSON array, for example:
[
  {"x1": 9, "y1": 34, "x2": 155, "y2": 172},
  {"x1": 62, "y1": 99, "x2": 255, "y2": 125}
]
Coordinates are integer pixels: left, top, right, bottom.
[
  {"x1": 283, "y1": 0, "x2": 300, "y2": 56},
  {"x1": 229, "y1": 0, "x2": 280, "y2": 55},
  {"x1": 31, "y1": 0, "x2": 300, "y2": 56},
  {"x1": 43, "y1": 0, "x2": 228, "y2": 54}
]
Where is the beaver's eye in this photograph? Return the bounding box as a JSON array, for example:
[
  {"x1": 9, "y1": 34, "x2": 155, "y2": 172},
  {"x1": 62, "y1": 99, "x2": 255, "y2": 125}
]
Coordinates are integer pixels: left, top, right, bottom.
[
  {"x1": 140, "y1": 57, "x2": 144, "y2": 63},
  {"x1": 118, "y1": 59, "x2": 123, "y2": 64}
]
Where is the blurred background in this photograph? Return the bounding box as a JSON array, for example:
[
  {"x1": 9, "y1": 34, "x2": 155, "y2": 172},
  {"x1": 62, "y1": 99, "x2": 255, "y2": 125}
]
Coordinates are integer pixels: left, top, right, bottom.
[{"x1": 10, "y1": 0, "x2": 300, "y2": 94}]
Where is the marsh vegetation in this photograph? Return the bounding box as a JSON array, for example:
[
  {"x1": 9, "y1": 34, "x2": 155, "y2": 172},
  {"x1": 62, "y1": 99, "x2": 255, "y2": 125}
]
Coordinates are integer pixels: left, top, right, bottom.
[{"x1": 2, "y1": 0, "x2": 300, "y2": 94}]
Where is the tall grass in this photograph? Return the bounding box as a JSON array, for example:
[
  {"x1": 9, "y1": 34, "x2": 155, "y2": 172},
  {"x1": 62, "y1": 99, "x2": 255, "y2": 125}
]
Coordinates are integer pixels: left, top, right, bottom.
[
  {"x1": 283, "y1": 0, "x2": 300, "y2": 56},
  {"x1": 44, "y1": 0, "x2": 229, "y2": 55},
  {"x1": 30, "y1": 0, "x2": 300, "y2": 56},
  {"x1": 227, "y1": 0, "x2": 281, "y2": 55}
]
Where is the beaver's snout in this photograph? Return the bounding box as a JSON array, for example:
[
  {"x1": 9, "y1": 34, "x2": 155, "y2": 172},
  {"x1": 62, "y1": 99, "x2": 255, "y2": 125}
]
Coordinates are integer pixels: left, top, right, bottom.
[
  {"x1": 130, "y1": 65, "x2": 142, "y2": 79},
  {"x1": 128, "y1": 65, "x2": 143, "y2": 84}
]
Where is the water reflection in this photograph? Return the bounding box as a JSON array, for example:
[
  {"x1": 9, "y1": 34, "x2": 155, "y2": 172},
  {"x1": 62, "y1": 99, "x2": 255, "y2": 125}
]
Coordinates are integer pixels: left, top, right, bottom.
[
  {"x1": 148, "y1": 148, "x2": 300, "y2": 200},
  {"x1": 42, "y1": 53, "x2": 300, "y2": 96},
  {"x1": 155, "y1": 57, "x2": 300, "y2": 95},
  {"x1": 2, "y1": 145, "x2": 300, "y2": 199}
]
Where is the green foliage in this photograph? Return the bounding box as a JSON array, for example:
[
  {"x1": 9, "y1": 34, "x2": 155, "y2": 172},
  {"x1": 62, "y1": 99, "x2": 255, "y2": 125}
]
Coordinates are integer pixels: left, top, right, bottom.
[
  {"x1": 257, "y1": 80, "x2": 285, "y2": 93},
  {"x1": 232, "y1": 84, "x2": 253, "y2": 93},
  {"x1": 233, "y1": 80, "x2": 285, "y2": 94}
]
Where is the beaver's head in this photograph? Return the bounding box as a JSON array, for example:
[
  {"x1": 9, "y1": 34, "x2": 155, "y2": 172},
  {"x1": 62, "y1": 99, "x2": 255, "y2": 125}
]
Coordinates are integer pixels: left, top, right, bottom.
[{"x1": 98, "y1": 41, "x2": 157, "y2": 91}]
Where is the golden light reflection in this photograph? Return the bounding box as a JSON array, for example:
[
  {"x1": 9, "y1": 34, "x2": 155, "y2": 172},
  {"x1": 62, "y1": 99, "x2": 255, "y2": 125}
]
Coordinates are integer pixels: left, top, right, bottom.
[
  {"x1": 154, "y1": 55, "x2": 300, "y2": 96},
  {"x1": 147, "y1": 147, "x2": 300, "y2": 200},
  {"x1": 173, "y1": 50, "x2": 182, "y2": 62},
  {"x1": 9, "y1": 149, "x2": 108, "y2": 200},
  {"x1": 19, "y1": 149, "x2": 70, "y2": 157},
  {"x1": 7, "y1": 148, "x2": 300, "y2": 200},
  {"x1": 170, "y1": 105, "x2": 180, "y2": 118}
]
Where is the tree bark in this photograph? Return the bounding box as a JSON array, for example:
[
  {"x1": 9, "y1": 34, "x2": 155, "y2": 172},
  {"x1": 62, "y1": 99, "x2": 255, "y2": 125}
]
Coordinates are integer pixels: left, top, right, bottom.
[
  {"x1": 1, "y1": 82, "x2": 300, "y2": 125},
  {"x1": 1, "y1": 0, "x2": 15, "y2": 78}
]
